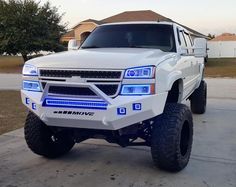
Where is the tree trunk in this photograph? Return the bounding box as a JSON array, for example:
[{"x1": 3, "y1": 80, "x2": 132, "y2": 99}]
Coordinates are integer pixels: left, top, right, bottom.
[{"x1": 21, "y1": 53, "x2": 28, "y2": 62}]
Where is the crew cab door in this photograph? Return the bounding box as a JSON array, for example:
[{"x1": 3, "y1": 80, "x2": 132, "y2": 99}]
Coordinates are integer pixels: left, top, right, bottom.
[
  {"x1": 176, "y1": 29, "x2": 197, "y2": 99},
  {"x1": 183, "y1": 32, "x2": 199, "y2": 81}
]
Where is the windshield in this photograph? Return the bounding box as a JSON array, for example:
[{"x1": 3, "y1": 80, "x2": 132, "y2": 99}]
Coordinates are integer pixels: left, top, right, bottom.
[{"x1": 81, "y1": 24, "x2": 176, "y2": 52}]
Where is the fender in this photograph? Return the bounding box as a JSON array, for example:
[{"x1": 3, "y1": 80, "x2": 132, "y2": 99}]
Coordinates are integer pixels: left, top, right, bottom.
[{"x1": 166, "y1": 70, "x2": 183, "y2": 91}]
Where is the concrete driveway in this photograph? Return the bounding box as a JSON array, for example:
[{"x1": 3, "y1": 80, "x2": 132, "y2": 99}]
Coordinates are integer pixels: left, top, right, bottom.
[
  {"x1": 0, "y1": 73, "x2": 21, "y2": 90},
  {"x1": 0, "y1": 77, "x2": 236, "y2": 187}
]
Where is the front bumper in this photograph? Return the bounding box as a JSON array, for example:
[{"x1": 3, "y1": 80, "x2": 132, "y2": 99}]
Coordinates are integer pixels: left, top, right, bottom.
[{"x1": 21, "y1": 82, "x2": 168, "y2": 130}]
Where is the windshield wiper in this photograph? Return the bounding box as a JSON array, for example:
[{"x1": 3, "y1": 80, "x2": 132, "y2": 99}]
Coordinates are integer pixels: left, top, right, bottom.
[{"x1": 81, "y1": 45, "x2": 101, "y2": 49}]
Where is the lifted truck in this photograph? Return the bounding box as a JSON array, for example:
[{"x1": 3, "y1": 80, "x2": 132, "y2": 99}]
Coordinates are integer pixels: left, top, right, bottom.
[{"x1": 21, "y1": 22, "x2": 207, "y2": 172}]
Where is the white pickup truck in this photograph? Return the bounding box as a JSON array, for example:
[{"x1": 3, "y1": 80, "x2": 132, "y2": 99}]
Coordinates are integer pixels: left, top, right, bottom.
[{"x1": 21, "y1": 22, "x2": 207, "y2": 172}]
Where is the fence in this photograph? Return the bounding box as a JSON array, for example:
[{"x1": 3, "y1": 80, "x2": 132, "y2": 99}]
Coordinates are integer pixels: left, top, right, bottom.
[{"x1": 208, "y1": 41, "x2": 236, "y2": 58}]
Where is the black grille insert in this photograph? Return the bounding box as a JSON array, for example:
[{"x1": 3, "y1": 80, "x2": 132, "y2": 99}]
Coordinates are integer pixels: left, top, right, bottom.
[
  {"x1": 96, "y1": 84, "x2": 118, "y2": 96},
  {"x1": 40, "y1": 70, "x2": 122, "y2": 79},
  {"x1": 48, "y1": 84, "x2": 119, "y2": 97},
  {"x1": 48, "y1": 86, "x2": 96, "y2": 96}
]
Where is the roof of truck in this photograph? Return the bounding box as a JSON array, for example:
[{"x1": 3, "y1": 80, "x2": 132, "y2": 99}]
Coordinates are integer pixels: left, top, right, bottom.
[{"x1": 101, "y1": 21, "x2": 174, "y2": 26}]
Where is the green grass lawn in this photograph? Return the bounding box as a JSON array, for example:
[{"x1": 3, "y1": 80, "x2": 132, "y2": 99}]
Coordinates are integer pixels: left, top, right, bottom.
[
  {"x1": 0, "y1": 91, "x2": 27, "y2": 135},
  {"x1": 205, "y1": 58, "x2": 236, "y2": 77}
]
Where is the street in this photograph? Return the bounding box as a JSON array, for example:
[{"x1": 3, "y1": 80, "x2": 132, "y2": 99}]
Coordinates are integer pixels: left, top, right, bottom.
[{"x1": 0, "y1": 73, "x2": 21, "y2": 90}]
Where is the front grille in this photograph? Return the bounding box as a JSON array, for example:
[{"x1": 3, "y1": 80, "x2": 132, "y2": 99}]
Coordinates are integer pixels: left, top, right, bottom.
[
  {"x1": 40, "y1": 70, "x2": 122, "y2": 79},
  {"x1": 42, "y1": 82, "x2": 46, "y2": 89},
  {"x1": 49, "y1": 86, "x2": 96, "y2": 96},
  {"x1": 40, "y1": 69, "x2": 122, "y2": 98},
  {"x1": 48, "y1": 84, "x2": 119, "y2": 97},
  {"x1": 96, "y1": 84, "x2": 119, "y2": 96}
]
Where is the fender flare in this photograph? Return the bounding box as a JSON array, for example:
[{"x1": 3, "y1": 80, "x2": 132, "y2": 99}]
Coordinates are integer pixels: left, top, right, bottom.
[
  {"x1": 166, "y1": 71, "x2": 183, "y2": 91},
  {"x1": 196, "y1": 63, "x2": 205, "y2": 88}
]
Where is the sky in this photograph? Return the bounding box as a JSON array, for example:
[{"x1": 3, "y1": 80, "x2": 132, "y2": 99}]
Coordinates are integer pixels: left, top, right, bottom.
[{"x1": 40, "y1": 0, "x2": 236, "y2": 35}]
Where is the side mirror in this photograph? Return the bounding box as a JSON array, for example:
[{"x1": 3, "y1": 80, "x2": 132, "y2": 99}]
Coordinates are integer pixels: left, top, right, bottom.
[
  {"x1": 179, "y1": 46, "x2": 188, "y2": 55},
  {"x1": 68, "y1": 39, "x2": 79, "y2": 51},
  {"x1": 194, "y1": 38, "x2": 207, "y2": 58}
]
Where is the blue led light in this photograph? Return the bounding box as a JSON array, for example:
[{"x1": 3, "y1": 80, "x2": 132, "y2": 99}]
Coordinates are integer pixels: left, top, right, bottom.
[
  {"x1": 25, "y1": 98, "x2": 30, "y2": 105},
  {"x1": 23, "y1": 81, "x2": 41, "y2": 92},
  {"x1": 32, "y1": 103, "x2": 36, "y2": 110},
  {"x1": 117, "y1": 107, "x2": 126, "y2": 115},
  {"x1": 128, "y1": 70, "x2": 135, "y2": 77},
  {"x1": 121, "y1": 85, "x2": 151, "y2": 95},
  {"x1": 124, "y1": 66, "x2": 155, "y2": 79},
  {"x1": 133, "y1": 103, "x2": 142, "y2": 111},
  {"x1": 43, "y1": 98, "x2": 108, "y2": 110}
]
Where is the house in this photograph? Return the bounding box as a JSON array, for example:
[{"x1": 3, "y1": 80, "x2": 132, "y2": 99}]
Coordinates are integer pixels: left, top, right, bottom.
[
  {"x1": 60, "y1": 30, "x2": 75, "y2": 43},
  {"x1": 61, "y1": 10, "x2": 206, "y2": 44},
  {"x1": 208, "y1": 33, "x2": 236, "y2": 58}
]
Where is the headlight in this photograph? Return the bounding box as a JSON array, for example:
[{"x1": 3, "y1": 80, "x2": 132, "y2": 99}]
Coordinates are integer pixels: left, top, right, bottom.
[
  {"x1": 120, "y1": 84, "x2": 155, "y2": 95},
  {"x1": 22, "y1": 64, "x2": 38, "y2": 76},
  {"x1": 124, "y1": 66, "x2": 155, "y2": 79},
  {"x1": 23, "y1": 81, "x2": 41, "y2": 92}
]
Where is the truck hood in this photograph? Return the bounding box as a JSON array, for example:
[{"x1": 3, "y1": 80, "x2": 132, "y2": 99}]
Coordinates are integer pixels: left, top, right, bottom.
[{"x1": 27, "y1": 48, "x2": 175, "y2": 70}]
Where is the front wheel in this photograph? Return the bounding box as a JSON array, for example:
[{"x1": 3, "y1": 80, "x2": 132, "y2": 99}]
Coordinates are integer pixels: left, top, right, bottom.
[
  {"x1": 151, "y1": 103, "x2": 193, "y2": 172},
  {"x1": 24, "y1": 112, "x2": 75, "y2": 158}
]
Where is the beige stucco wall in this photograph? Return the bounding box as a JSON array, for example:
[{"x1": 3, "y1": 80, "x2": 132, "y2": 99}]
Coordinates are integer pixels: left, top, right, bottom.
[
  {"x1": 74, "y1": 22, "x2": 97, "y2": 44},
  {"x1": 60, "y1": 37, "x2": 74, "y2": 42}
]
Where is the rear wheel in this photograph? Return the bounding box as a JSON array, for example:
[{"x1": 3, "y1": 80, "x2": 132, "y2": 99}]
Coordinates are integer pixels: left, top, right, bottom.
[
  {"x1": 190, "y1": 80, "x2": 207, "y2": 114},
  {"x1": 151, "y1": 103, "x2": 193, "y2": 172},
  {"x1": 24, "y1": 112, "x2": 75, "y2": 158}
]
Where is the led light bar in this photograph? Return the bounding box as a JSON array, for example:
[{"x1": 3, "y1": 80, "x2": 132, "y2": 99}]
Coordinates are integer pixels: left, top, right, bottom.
[
  {"x1": 23, "y1": 81, "x2": 41, "y2": 92},
  {"x1": 120, "y1": 84, "x2": 153, "y2": 95},
  {"x1": 124, "y1": 66, "x2": 155, "y2": 79},
  {"x1": 43, "y1": 98, "x2": 108, "y2": 110}
]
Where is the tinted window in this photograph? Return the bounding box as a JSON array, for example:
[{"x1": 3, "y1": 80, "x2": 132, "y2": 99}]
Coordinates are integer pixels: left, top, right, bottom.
[{"x1": 81, "y1": 24, "x2": 176, "y2": 52}]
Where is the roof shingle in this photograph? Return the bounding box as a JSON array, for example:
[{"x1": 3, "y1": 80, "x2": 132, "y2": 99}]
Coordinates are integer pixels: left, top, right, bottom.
[
  {"x1": 211, "y1": 33, "x2": 236, "y2": 41},
  {"x1": 101, "y1": 10, "x2": 172, "y2": 23},
  {"x1": 81, "y1": 19, "x2": 104, "y2": 25}
]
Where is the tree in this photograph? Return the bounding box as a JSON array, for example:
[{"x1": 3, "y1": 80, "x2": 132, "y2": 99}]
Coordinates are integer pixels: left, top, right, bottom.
[
  {"x1": 0, "y1": 0, "x2": 67, "y2": 62},
  {"x1": 207, "y1": 33, "x2": 215, "y2": 40}
]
